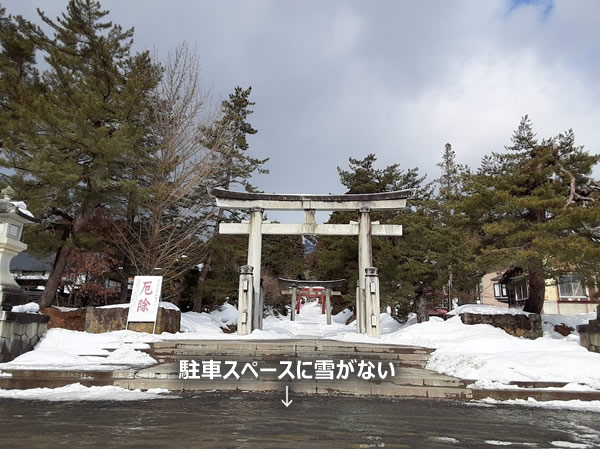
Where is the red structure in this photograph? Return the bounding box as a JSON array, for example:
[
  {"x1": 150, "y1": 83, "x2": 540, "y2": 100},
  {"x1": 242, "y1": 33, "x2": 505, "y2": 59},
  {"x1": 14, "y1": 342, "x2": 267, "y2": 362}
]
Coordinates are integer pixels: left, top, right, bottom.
[
  {"x1": 295, "y1": 288, "x2": 327, "y2": 314},
  {"x1": 279, "y1": 278, "x2": 346, "y2": 324}
]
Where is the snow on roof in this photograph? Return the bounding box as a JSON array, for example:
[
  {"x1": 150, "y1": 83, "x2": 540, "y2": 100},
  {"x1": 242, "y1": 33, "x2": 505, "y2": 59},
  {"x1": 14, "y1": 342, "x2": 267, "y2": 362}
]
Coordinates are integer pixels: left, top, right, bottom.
[{"x1": 10, "y1": 201, "x2": 34, "y2": 218}]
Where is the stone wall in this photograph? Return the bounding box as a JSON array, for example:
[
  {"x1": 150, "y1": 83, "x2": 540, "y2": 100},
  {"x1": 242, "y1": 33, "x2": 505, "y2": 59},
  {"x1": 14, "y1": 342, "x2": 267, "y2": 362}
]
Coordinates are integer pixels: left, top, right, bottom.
[
  {"x1": 577, "y1": 307, "x2": 600, "y2": 353},
  {"x1": 460, "y1": 313, "x2": 542, "y2": 339},
  {"x1": 0, "y1": 311, "x2": 49, "y2": 362},
  {"x1": 41, "y1": 307, "x2": 86, "y2": 331},
  {"x1": 85, "y1": 306, "x2": 180, "y2": 334}
]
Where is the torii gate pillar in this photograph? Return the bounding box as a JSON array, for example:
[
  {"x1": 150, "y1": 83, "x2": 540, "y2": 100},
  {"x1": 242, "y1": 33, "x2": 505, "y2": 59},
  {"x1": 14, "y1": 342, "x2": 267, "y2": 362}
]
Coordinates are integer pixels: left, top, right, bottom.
[
  {"x1": 247, "y1": 208, "x2": 263, "y2": 331},
  {"x1": 357, "y1": 208, "x2": 372, "y2": 334}
]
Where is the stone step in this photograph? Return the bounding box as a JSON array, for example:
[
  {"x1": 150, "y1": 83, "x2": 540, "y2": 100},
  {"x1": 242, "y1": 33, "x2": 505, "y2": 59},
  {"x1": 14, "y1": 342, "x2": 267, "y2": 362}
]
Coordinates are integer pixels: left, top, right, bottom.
[
  {"x1": 151, "y1": 339, "x2": 435, "y2": 355},
  {"x1": 471, "y1": 388, "x2": 600, "y2": 402},
  {"x1": 508, "y1": 380, "x2": 569, "y2": 388},
  {"x1": 113, "y1": 362, "x2": 473, "y2": 400},
  {"x1": 146, "y1": 339, "x2": 433, "y2": 369},
  {"x1": 2, "y1": 366, "x2": 598, "y2": 403},
  {"x1": 149, "y1": 353, "x2": 429, "y2": 369},
  {"x1": 112, "y1": 377, "x2": 474, "y2": 401},
  {"x1": 0, "y1": 362, "x2": 469, "y2": 398},
  {"x1": 130, "y1": 362, "x2": 469, "y2": 388},
  {"x1": 0, "y1": 369, "x2": 119, "y2": 390}
]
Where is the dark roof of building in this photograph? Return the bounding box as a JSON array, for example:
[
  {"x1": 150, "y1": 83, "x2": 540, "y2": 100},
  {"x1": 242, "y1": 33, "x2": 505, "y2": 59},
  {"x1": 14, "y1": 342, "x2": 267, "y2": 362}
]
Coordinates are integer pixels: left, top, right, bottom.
[{"x1": 10, "y1": 252, "x2": 54, "y2": 272}]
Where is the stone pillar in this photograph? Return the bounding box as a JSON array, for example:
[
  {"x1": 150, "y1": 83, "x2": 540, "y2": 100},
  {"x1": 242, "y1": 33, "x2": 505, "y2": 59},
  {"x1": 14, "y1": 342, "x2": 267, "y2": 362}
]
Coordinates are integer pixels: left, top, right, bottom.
[
  {"x1": 355, "y1": 281, "x2": 361, "y2": 331},
  {"x1": 237, "y1": 265, "x2": 254, "y2": 335},
  {"x1": 291, "y1": 287, "x2": 297, "y2": 321},
  {"x1": 256, "y1": 280, "x2": 264, "y2": 329},
  {"x1": 325, "y1": 288, "x2": 332, "y2": 325},
  {"x1": 357, "y1": 208, "x2": 372, "y2": 334},
  {"x1": 364, "y1": 267, "x2": 381, "y2": 338},
  {"x1": 0, "y1": 195, "x2": 37, "y2": 310},
  {"x1": 247, "y1": 208, "x2": 263, "y2": 330},
  {"x1": 0, "y1": 190, "x2": 49, "y2": 361}
]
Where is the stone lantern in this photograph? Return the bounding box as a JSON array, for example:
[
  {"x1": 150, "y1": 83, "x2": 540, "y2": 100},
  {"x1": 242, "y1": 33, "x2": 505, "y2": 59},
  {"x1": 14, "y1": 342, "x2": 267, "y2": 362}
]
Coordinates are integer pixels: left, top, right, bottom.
[
  {"x1": 0, "y1": 186, "x2": 38, "y2": 310},
  {"x1": 0, "y1": 187, "x2": 49, "y2": 362}
]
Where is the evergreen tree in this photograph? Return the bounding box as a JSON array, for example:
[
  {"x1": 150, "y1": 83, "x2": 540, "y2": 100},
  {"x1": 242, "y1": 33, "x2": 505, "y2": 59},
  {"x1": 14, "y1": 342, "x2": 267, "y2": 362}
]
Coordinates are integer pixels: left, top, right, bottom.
[
  {"x1": 434, "y1": 143, "x2": 479, "y2": 309},
  {"x1": 461, "y1": 116, "x2": 600, "y2": 313},
  {"x1": 204, "y1": 86, "x2": 268, "y2": 193},
  {"x1": 312, "y1": 154, "x2": 443, "y2": 322},
  {"x1": 436, "y1": 143, "x2": 466, "y2": 202},
  {"x1": 0, "y1": 1, "x2": 159, "y2": 307},
  {"x1": 192, "y1": 86, "x2": 269, "y2": 311}
]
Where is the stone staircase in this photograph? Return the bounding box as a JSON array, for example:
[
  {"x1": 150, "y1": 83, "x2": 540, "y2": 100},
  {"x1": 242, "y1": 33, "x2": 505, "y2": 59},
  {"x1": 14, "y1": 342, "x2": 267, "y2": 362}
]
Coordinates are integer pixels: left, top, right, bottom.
[
  {"x1": 114, "y1": 339, "x2": 474, "y2": 399},
  {"x1": 0, "y1": 339, "x2": 474, "y2": 399},
  {"x1": 4, "y1": 339, "x2": 599, "y2": 402}
]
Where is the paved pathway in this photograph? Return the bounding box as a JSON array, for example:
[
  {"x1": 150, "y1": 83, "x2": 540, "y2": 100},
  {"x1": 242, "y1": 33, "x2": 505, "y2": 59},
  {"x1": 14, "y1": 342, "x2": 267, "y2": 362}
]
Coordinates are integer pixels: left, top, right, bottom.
[{"x1": 1, "y1": 392, "x2": 599, "y2": 448}]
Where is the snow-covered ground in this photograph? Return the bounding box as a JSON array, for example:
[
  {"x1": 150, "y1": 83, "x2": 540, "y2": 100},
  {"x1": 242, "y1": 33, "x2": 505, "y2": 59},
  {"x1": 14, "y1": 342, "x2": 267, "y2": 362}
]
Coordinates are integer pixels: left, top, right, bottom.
[
  {"x1": 0, "y1": 383, "x2": 172, "y2": 401},
  {"x1": 1, "y1": 301, "x2": 599, "y2": 408}
]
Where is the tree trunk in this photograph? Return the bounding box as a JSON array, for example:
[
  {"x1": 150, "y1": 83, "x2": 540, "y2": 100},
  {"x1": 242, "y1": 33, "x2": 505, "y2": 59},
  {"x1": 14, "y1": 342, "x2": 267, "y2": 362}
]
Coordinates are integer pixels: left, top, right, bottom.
[
  {"x1": 39, "y1": 206, "x2": 96, "y2": 308},
  {"x1": 39, "y1": 246, "x2": 71, "y2": 308},
  {"x1": 192, "y1": 253, "x2": 212, "y2": 312},
  {"x1": 415, "y1": 287, "x2": 429, "y2": 323},
  {"x1": 524, "y1": 267, "x2": 545, "y2": 313},
  {"x1": 119, "y1": 277, "x2": 129, "y2": 303},
  {"x1": 192, "y1": 204, "x2": 226, "y2": 313}
]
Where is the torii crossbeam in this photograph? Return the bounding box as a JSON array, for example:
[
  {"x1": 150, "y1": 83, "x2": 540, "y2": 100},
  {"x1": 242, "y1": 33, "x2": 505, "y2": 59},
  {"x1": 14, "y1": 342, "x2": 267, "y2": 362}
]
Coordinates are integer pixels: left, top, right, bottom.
[{"x1": 210, "y1": 188, "x2": 412, "y2": 337}]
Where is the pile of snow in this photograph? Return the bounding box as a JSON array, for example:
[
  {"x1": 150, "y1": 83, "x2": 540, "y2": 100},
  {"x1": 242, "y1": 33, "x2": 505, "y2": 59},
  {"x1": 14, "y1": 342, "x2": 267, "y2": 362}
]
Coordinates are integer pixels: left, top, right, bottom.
[
  {"x1": 210, "y1": 302, "x2": 238, "y2": 327},
  {"x1": 52, "y1": 306, "x2": 80, "y2": 312},
  {"x1": 0, "y1": 383, "x2": 172, "y2": 401},
  {"x1": 482, "y1": 397, "x2": 600, "y2": 413},
  {"x1": 448, "y1": 304, "x2": 530, "y2": 316},
  {"x1": 542, "y1": 313, "x2": 595, "y2": 339},
  {"x1": 386, "y1": 313, "x2": 600, "y2": 389},
  {"x1": 11, "y1": 302, "x2": 40, "y2": 314},
  {"x1": 0, "y1": 328, "x2": 160, "y2": 371},
  {"x1": 180, "y1": 312, "x2": 226, "y2": 334},
  {"x1": 332, "y1": 308, "x2": 353, "y2": 324},
  {"x1": 10, "y1": 200, "x2": 34, "y2": 218}
]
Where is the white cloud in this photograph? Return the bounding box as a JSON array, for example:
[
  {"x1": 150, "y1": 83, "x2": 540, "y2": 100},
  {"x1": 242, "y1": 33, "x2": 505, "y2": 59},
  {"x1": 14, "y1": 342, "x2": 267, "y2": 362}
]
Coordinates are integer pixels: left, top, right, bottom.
[{"x1": 3, "y1": 0, "x2": 599, "y2": 204}]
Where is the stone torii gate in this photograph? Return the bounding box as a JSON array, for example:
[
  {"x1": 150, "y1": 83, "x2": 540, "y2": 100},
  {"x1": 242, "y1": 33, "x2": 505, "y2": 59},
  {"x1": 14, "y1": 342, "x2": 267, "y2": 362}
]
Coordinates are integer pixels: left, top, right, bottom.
[
  {"x1": 279, "y1": 278, "x2": 345, "y2": 325},
  {"x1": 210, "y1": 188, "x2": 412, "y2": 337}
]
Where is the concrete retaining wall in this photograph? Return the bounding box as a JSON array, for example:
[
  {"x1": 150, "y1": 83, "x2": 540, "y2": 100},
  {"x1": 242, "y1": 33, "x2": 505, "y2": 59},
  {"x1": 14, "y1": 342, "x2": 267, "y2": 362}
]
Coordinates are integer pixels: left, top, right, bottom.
[
  {"x1": 0, "y1": 311, "x2": 49, "y2": 362},
  {"x1": 577, "y1": 306, "x2": 600, "y2": 353}
]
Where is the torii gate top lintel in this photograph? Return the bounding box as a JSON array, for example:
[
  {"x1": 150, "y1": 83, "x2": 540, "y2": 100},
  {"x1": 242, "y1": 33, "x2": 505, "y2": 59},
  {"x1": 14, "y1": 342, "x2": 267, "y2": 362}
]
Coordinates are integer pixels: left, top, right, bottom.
[{"x1": 210, "y1": 188, "x2": 413, "y2": 211}]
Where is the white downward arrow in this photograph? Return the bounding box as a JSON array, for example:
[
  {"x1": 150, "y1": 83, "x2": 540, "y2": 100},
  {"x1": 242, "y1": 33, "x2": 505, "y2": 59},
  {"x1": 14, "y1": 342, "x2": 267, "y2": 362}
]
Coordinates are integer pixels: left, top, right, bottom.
[{"x1": 281, "y1": 385, "x2": 293, "y2": 407}]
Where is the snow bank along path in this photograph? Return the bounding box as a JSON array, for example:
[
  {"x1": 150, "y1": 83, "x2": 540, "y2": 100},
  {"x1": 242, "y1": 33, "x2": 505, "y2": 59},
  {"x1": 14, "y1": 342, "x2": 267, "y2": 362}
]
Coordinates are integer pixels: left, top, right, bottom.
[{"x1": 1, "y1": 302, "x2": 599, "y2": 399}]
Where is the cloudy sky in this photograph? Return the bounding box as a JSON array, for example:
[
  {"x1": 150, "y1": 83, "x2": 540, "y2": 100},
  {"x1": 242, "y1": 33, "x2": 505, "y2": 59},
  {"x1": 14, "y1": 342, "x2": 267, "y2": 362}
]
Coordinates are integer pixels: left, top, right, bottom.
[{"x1": 5, "y1": 0, "x2": 600, "y2": 216}]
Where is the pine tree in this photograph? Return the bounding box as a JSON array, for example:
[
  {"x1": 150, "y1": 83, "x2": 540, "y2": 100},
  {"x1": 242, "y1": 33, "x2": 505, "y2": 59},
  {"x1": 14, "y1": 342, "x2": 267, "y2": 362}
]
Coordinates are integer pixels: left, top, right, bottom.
[
  {"x1": 436, "y1": 143, "x2": 466, "y2": 202},
  {"x1": 192, "y1": 86, "x2": 269, "y2": 311},
  {"x1": 434, "y1": 144, "x2": 479, "y2": 310},
  {"x1": 312, "y1": 154, "x2": 446, "y2": 322},
  {"x1": 461, "y1": 116, "x2": 600, "y2": 313},
  {"x1": 0, "y1": 1, "x2": 159, "y2": 307}
]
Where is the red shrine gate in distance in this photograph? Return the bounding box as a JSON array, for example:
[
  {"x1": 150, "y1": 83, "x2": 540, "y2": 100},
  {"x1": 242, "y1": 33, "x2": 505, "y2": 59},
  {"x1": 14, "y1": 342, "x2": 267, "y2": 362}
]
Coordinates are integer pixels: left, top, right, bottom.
[
  {"x1": 279, "y1": 279, "x2": 345, "y2": 325},
  {"x1": 209, "y1": 188, "x2": 413, "y2": 338}
]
